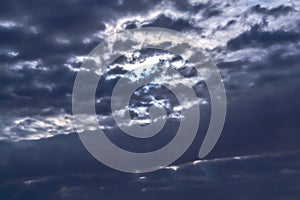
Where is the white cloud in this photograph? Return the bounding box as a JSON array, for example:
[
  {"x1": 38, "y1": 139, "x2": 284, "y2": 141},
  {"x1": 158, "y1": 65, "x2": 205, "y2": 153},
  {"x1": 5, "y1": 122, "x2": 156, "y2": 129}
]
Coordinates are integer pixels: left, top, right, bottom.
[
  {"x1": 0, "y1": 20, "x2": 22, "y2": 29},
  {"x1": 0, "y1": 49, "x2": 19, "y2": 57}
]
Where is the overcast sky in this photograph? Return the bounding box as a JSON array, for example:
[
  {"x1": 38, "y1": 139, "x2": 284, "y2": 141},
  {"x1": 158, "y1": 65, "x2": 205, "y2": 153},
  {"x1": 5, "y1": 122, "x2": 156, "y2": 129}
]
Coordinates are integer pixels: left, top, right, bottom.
[{"x1": 0, "y1": 0, "x2": 300, "y2": 199}]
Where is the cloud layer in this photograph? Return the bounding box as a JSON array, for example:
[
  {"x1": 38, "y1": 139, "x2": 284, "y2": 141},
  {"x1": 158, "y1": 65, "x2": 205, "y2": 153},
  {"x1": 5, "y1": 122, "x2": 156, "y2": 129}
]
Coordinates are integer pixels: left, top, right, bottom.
[{"x1": 0, "y1": 0, "x2": 300, "y2": 199}]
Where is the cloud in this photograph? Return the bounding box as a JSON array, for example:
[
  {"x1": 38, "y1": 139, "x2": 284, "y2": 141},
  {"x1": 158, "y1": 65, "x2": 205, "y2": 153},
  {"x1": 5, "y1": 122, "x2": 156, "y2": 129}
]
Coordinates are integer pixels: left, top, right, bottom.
[
  {"x1": 0, "y1": 20, "x2": 22, "y2": 29},
  {"x1": 0, "y1": 133, "x2": 299, "y2": 199},
  {"x1": 0, "y1": 0, "x2": 299, "y2": 148},
  {"x1": 227, "y1": 28, "x2": 300, "y2": 50},
  {"x1": 0, "y1": 0, "x2": 300, "y2": 199},
  {"x1": 251, "y1": 4, "x2": 294, "y2": 17}
]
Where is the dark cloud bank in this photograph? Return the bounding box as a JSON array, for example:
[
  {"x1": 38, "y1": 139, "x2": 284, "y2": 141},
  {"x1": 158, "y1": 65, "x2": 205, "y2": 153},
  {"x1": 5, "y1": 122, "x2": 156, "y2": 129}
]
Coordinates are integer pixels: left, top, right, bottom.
[{"x1": 0, "y1": 0, "x2": 300, "y2": 199}]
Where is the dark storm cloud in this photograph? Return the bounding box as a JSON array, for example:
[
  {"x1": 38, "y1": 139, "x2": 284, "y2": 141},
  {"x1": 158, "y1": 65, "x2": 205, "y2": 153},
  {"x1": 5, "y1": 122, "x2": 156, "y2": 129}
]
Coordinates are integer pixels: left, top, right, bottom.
[
  {"x1": 217, "y1": 42, "x2": 300, "y2": 90},
  {"x1": 0, "y1": 0, "x2": 300, "y2": 199},
  {"x1": 0, "y1": 0, "x2": 170, "y2": 116},
  {"x1": 0, "y1": 0, "x2": 299, "y2": 151},
  {"x1": 227, "y1": 27, "x2": 300, "y2": 50},
  {"x1": 143, "y1": 15, "x2": 192, "y2": 31},
  {"x1": 251, "y1": 4, "x2": 294, "y2": 17},
  {"x1": 213, "y1": 79, "x2": 300, "y2": 157},
  {"x1": 0, "y1": 132, "x2": 300, "y2": 200},
  {"x1": 0, "y1": 0, "x2": 298, "y2": 117},
  {"x1": 0, "y1": 64, "x2": 74, "y2": 115},
  {"x1": 0, "y1": 0, "x2": 298, "y2": 143},
  {"x1": 0, "y1": 0, "x2": 107, "y2": 66},
  {"x1": 202, "y1": 7, "x2": 222, "y2": 18}
]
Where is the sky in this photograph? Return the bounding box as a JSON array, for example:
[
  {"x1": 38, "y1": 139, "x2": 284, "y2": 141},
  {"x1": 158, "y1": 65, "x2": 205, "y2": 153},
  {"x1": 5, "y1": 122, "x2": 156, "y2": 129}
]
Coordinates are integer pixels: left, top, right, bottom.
[{"x1": 0, "y1": 0, "x2": 300, "y2": 199}]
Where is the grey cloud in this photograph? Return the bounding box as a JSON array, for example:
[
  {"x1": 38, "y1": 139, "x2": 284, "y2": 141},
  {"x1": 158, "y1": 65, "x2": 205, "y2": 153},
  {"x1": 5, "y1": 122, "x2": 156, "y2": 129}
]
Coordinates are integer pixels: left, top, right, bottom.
[
  {"x1": 227, "y1": 27, "x2": 300, "y2": 50},
  {"x1": 251, "y1": 4, "x2": 294, "y2": 17},
  {"x1": 0, "y1": 1, "x2": 300, "y2": 199},
  {"x1": 0, "y1": 133, "x2": 299, "y2": 200}
]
